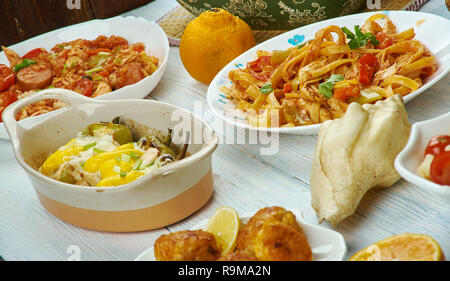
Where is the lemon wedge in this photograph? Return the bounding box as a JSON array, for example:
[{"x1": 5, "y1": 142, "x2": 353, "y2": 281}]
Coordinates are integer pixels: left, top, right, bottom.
[
  {"x1": 350, "y1": 233, "x2": 445, "y2": 261},
  {"x1": 204, "y1": 207, "x2": 240, "y2": 255}
]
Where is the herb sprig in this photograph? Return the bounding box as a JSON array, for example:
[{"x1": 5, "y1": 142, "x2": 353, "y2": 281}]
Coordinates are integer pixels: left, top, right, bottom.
[
  {"x1": 341, "y1": 25, "x2": 379, "y2": 50},
  {"x1": 318, "y1": 74, "x2": 344, "y2": 99}
]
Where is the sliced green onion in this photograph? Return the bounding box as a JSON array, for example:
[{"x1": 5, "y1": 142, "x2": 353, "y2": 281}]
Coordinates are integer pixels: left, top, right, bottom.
[
  {"x1": 132, "y1": 159, "x2": 142, "y2": 171},
  {"x1": 83, "y1": 142, "x2": 97, "y2": 150},
  {"x1": 146, "y1": 161, "x2": 155, "y2": 168},
  {"x1": 120, "y1": 171, "x2": 127, "y2": 178},
  {"x1": 121, "y1": 153, "x2": 131, "y2": 163},
  {"x1": 85, "y1": 66, "x2": 103, "y2": 75},
  {"x1": 113, "y1": 165, "x2": 121, "y2": 174},
  {"x1": 130, "y1": 151, "x2": 140, "y2": 159},
  {"x1": 97, "y1": 51, "x2": 111, "y2": 56},
  {"x1": 93, "y1": 76, "x2": 103, "y2": 81},
  {"x1": 13, "y1": 59, "x2": 36, "y2": 72},
  {"x1": 71, "y1": 59, "x2": 78, "y2": 68},
  {"x1": 93, "y1": 147, "x2": 105, "y2": 154},
  {"x1": 81, "y1": 161, "x2": 86, "y2": 167}
]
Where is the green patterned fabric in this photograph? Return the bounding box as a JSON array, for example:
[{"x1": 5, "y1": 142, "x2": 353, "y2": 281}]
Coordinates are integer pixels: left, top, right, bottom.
[{"x1": 177, "y1": 0, "x2": 366, "y2": 30}]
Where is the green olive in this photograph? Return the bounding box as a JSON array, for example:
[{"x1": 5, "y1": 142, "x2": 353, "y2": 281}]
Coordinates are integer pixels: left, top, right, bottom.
[
  {"x1": 81, "y1": 123, "x2": 133, "y2": 145},
  {"x1": 112, "y1": 125, "x2": 133, "y2": 145}
]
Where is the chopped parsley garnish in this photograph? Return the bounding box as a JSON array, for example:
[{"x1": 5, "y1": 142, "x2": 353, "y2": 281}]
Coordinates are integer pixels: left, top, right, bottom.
[
  {"x1": 341, "y1": 25, "x2": 379, "y2": 50},
  {"x1": 319, "y1": 74, "x2": 344, "y2": 99},
  {"x1": 260, "y1": 83, "x2": 273, "y2": 94},
  {"x1": 120, "y1": 171, "x2": 127, "y2": 178}
]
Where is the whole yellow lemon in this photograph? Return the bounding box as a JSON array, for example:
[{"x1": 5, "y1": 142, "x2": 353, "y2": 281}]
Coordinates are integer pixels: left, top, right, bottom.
[{"x1": 179, "y1": 8, "x2": 256, "y2": 84}]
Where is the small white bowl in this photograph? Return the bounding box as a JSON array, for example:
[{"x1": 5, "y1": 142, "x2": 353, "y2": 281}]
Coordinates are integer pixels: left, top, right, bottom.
[
  {"x1": 0, "y1": 16, "x2": 169, "y2": 139},
  {"x1": 135, "y1": 209, "x2": 347, "y2": 261},
  {"x1": 395, "y1": 112, "x2": 450, "y2": 201}
]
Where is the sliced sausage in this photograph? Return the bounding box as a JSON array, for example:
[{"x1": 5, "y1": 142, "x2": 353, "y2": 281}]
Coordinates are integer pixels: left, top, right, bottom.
[
  {"x1": 110, "y1": 62, "x2": 145, "y2": 90},
  {"x1": 17, "y1": 63, "x2": 53, "y2": 91}
]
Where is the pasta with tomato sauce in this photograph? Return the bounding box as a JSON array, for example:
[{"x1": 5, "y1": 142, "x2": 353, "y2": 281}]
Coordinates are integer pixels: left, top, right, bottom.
[
  {"x1": 220, "y1": 14, "x2": 438, "y2": 128},
  {"x1": 0, "y1": 35, "x2": 159, "y2": 122}
]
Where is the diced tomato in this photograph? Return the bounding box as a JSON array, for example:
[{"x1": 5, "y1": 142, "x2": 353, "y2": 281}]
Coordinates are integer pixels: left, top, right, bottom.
[
  {"x1": 420, "y1": 67, "x2": 434, "y2": 79},
  {"x1": 358, "y1": 54, "x2": 378, "y2": 67},
  {"x1": 333, "y1": 85, "x2": 360, "y2": 101},
  {"x1": 430, "y1": 151, "x2": 450, "y2": 186},
  {"x1": 425, "y1": 135, "x2": 450, "y2": 157},
  {"x1": 0, "y1": 90, "x2": 18, "y2": 122},
  {"x1": 283, "y1": 82, "x2": 292, "y2": 93},
  {"x1": 358, "y1": 64, "x2": 375, "y2": 85},
  {"x1": 22, "y1": 48, "x2": 45, "y2": 59},
  {"x1": 98, "y1": 70, "x2": 110, "y2": 77},
  {"x1": 375, "y1": 32, "x2": 393, "y2": 49},
  {"x1": 247, "y1": 56, "x2": 273, "y2": 82},
  {"x1": 87, "y1": 48, "x2": 111, "y2": 55},
  {"x1": 74, "y1": 78, "x2": 94, "y2": 97},
  {"x1": 0, "y1": 64, "x2": 16, "y2": 92}
]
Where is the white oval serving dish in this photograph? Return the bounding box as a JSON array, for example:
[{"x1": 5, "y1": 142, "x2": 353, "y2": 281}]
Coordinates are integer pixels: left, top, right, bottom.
[
  {"x1": 135, "y1": 209, "x2": 347, "y2": 261},
  {"x1": 0, "y1": 16, "x2": 170, "y2": 139},
  {"x1": 207, "y1": 11, "x2": 450, "y2": 135},
  {"x1": 2, "y1": 88, "x2": 219, "y2": 232}
]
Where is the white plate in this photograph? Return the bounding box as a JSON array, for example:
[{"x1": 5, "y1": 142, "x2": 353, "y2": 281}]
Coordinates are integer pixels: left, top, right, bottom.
[
  {"x1": 0, "y1": 16, "x2": 169, "y2": 139},
  {"x1": 207, "y1": 11, "x2": 450, "y2": 135},
  {"x1": 135, "y1": 209, "x2": 347, "y2": 261},
  {"x1": 395, "y1": 112, "x2": 450, "y2": 201}
]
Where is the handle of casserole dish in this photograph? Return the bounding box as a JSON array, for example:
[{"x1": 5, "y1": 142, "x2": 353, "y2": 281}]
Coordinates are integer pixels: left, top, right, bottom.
[{"x1": 2, "y1": 89, "x2": 92, "y2": 148}]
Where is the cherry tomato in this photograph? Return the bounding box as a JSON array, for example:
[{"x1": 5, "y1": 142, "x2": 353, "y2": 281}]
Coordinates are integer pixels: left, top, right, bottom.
[
  {"x1": 425, "y1": 135, "x2": 450, "y2": 157},
  {"x1": 74, "y1": 78, "x2": 93, "y2": 97},
  {"x1": 0, "y1": 64, "x2": 16, "y2": 92},
  {"x1": 23, "y1": 48, "x2": 45, "y2": 59},
  {"x1": 375, "y1": 32, "x2": 393, "y2": 49},
  {"x1": 283, "y1": 82, "x2": 292, "y2": 93},
  {"x1": 0, "y1": 90, "x2": 18, "y2": 122},
  {"x1": 333, "y1": 85, "x2": 360, "y2": 101},
  {"x1": 430, "y1": 151, "x2": 450, "y2": 186},
  {"x1": 358, "y1": 64, "x2": 375, "y2": 85},
  {"x1": 358, "y1": 54, "x2": 378, "y2": 67},
  {"x1": 247, "y1": 56, "x2": 273, "y2": 82}
]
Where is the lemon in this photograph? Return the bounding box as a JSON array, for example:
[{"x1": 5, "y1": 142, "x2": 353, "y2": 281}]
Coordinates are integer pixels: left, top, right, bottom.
[
  {"x1": 204, "y1": 206, "x2": 241, "y2": 255},
  {"x1": 349, "y1": 233, "x2": 445, "y2": 261}
]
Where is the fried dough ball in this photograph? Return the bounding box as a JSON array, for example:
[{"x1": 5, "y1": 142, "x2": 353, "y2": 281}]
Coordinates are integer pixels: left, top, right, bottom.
[
  {"x1": 154, "y1": 230, "x2": 220, "y2": 261},
  {"x1": 236, "y1": 206, "x2": 312, "y2": 261},
  {"x1": 217, "y1": 252, "x2": 258, "y2": 261}
]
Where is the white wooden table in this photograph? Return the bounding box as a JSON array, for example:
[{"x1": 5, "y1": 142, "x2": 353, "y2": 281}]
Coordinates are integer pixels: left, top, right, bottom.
[{"x1": 0, "y1": 0, "x2": 449, "y2": 261}]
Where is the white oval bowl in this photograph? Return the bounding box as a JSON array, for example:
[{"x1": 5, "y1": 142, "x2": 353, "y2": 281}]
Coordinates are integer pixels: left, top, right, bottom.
[
  {"x1": 395, "y1": 112, "x2": 450, "y2": 201},
  {"x1": 207, "y1": 11, "x2": 450, "y2": 135},
  {"x1": 0, "y1": 16, "x2": 170, "y2": 139},
  {"x1": 135, "y1": 209, "x2": 347, "y2": 261},
  {"x1": 2, "y1": 88, "x2": 219, "y2": 232}
]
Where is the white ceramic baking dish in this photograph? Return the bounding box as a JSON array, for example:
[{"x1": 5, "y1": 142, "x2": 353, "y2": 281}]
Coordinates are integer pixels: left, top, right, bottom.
[{"x1": 2, "y1": 88, "x2": 219, "y2": 232}]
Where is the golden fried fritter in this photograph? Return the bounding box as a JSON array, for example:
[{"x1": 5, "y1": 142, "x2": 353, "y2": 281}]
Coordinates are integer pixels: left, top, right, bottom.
[
  {"x1": 236, "y1": 206, "x2": 312, "y2": 261},
  {"x1": 217, "y1": 252, "x2": 258, "y2": 261},
  {"x1": 154, "y1": 230, "x2": 220, "y2": 261}
]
